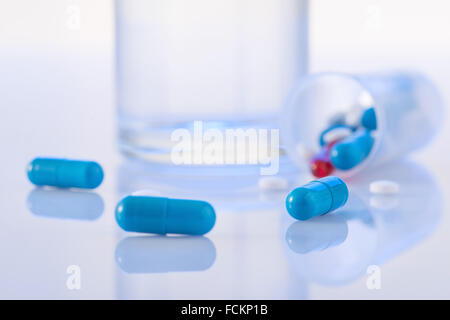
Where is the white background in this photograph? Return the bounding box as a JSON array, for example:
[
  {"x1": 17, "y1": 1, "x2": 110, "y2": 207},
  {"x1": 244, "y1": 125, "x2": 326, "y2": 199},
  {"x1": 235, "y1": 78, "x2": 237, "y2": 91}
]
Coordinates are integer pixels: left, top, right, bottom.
[{"x1": 0, "y1": 0, "x2": 449, "y2": 299}]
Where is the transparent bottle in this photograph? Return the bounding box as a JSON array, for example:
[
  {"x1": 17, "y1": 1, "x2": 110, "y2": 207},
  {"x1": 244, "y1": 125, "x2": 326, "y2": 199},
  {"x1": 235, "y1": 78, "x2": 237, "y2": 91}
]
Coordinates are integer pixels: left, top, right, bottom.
[
  {"x1": 115, "y1": 0, "x2": 309, "y2": 164},
  {"x1": 281, "y1": 71, "x2": 444, "y2": 177}
]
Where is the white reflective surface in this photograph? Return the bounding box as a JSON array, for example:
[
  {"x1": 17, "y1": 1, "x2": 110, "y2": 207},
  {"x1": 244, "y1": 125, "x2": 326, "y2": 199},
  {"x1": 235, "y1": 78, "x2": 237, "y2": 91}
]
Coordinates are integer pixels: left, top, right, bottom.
[{"x1": 1, "y1": 0, "x2": 450, "y2": 299}]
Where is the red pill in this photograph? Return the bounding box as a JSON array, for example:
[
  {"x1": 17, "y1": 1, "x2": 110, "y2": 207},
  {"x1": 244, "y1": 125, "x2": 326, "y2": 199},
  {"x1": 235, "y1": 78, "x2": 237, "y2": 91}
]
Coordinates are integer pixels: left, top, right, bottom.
[{"x1": 310, "y1": 156, "x2": 334, "y2": 178}]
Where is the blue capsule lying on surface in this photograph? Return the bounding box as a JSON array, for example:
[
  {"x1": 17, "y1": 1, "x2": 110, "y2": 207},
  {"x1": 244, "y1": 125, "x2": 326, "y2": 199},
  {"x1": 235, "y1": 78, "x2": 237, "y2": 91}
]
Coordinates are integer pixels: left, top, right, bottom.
[
  {"x1": 27, "y1": 158, "x2": 104, "y2": 189},
  {"x1": 115, "y1": 195, "x2": 216, "y2": 235},
  {"x1": 361, "y1": 107, "x2": 377, "y2": 131},
  {"x1": 330, "y1": 130, "x2": 374, "y2": 170},
  {"x1": 286, "y1": 176, "x2": 349, "y2": 221}
]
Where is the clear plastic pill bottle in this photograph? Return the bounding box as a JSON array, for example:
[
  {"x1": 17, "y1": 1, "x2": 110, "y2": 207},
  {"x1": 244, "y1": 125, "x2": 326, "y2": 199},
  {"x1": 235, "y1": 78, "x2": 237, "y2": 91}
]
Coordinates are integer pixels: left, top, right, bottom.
[
  {"x1": 115, "y1": 0, "x2": 309, "y2": 164},
  {"x1": 281, "y1": 71, "x2": 444, "y2": 178}
]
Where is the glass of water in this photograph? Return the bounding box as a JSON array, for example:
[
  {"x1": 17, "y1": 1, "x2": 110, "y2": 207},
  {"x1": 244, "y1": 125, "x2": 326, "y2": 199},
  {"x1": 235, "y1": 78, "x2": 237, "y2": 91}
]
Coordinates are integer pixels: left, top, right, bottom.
[{"x1": 115, "y1": 0, "x2": 309, "y2": 167}]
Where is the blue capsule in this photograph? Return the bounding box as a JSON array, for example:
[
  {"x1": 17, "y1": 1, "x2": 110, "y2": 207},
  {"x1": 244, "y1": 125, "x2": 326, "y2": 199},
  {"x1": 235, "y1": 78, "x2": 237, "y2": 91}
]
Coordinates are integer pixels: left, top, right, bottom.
[
  {"x1": 361, "y1": 107, "x2": 377, "y2": 130},
  {"x1": 27, "y1": 158, "x2": 104, "y2": 189},
  {"x1": 286, "y1": 176, "x2": 348, "y2": 221},
  {"x1": 115, "y1": 195, "x2": 216, "y2": 235},
  {"x1": 329, "y1": 130, "x2": 374, "y2": 170}
]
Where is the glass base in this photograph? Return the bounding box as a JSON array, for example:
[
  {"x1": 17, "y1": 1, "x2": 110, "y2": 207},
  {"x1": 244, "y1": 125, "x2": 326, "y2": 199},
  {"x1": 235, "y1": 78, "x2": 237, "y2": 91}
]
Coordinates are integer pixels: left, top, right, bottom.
[{"x1": 118, "y1": 118, "x2": 287, "y2": 176}]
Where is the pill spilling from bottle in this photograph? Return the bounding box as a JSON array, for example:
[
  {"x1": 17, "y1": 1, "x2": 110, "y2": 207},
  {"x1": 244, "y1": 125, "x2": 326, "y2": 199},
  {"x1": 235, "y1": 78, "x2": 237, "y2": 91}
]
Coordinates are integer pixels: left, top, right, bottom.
[{"x1": 309, "y1": 106, "x2": 377, "y2": 178}]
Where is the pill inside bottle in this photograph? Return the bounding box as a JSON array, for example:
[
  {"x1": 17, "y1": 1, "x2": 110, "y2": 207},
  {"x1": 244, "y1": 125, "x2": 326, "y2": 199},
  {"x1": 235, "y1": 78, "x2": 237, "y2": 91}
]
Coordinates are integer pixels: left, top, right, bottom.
[{"x1": 27, "y1": 158, "x2": 104, "y2": 189}]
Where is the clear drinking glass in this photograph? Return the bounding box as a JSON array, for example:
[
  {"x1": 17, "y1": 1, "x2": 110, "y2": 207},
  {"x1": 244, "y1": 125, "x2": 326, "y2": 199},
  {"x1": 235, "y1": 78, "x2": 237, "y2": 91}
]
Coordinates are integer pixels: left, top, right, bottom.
[{"x1": 115, "y1": 0, "x2": 309, "y2": 164}]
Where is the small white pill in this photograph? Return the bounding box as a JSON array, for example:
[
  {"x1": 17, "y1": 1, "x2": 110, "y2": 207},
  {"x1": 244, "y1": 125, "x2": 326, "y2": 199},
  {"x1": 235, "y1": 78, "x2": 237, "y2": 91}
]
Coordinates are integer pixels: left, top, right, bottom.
[
  {"x1": 258, "y1": 176, "x2": 289, "y2": 191},
  {"x1": 369, "y1": 180, "x2": 400, "y2": 195}
]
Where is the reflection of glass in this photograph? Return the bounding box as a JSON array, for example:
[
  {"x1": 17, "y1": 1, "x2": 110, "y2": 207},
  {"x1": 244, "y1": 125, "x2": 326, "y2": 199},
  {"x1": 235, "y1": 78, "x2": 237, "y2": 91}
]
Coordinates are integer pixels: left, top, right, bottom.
[
  {"x1": 115, "y1": 0, "x2": 309, "y2": 164},
  {"x1": 117, "y1": 158, "x2": 299, "y2": 211},
  {"x1": 27, "y1": 188, "x2": 104, "y2": 220},
  {"x1": 284, "y1": 161, "x2": 442, "y2": 286},
  {"x1": 115, "y1": 236, "x2": 216, "y2": 274}
]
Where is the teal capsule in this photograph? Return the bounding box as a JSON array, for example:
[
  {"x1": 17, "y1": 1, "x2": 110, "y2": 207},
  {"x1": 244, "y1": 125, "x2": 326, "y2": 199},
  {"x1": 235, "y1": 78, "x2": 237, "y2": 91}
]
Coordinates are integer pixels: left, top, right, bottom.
[
  {"x1": 330, "y1": 130, "x2": 374, "y2": 170},
  {"x1": 27, "y1": 158, "x2": 104, "y2": 189},
  {"x1": 361, "y1": 107, "x2": 377, "y2": 130},
  {"x1": 115, "y1": 195, "x2": 216, "y2": 235},
  {"x1": 286, "y1": 176, "x2": 348, "y2": 221}
]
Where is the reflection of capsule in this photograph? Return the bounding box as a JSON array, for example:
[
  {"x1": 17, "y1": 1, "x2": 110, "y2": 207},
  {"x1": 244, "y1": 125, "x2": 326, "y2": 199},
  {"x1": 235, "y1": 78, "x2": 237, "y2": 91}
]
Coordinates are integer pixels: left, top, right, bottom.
[
  {"x1": 286, "y1": 215, "x2": 348, "y2": 254},
  {"x1": 339, "y1": 191, "x2": 375, "y2": 227},
  {"x1": 27, "y1": 188, "x2": 104, "y2": 220},
  {"x1": 115, "y1": 236, "x2": 216, "y2": 273},
  {"x1": 330, "y1": 130, "x2": 374, "y2": 170}
]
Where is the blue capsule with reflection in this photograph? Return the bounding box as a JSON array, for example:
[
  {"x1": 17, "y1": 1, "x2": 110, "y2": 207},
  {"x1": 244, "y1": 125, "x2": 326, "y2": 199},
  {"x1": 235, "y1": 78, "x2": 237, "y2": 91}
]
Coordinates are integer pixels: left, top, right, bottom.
[
  {"x1": 286, "y1": 176, "x2": 348, "y2": 221},
  {"x1": 330, "y1": 130, "x2": 374, "y2": 170},
  {"x1": 116, "y1": 195, "x2": 216, "y2": 235},
  {"x1": 27, "y1": 158, "x2": 104, "y2": 189}
]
